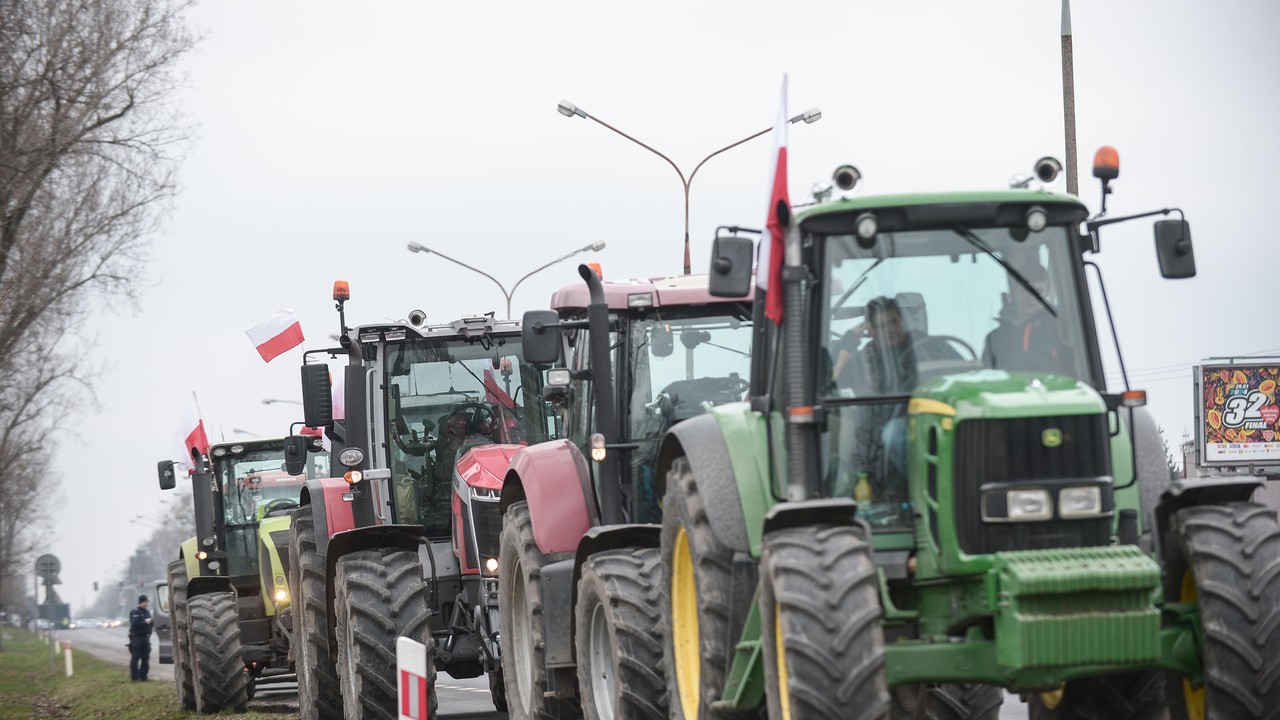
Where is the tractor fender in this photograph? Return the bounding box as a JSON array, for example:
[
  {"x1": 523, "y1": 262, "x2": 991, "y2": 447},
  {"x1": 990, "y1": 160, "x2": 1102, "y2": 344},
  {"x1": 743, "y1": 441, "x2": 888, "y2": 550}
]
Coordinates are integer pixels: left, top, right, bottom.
[
  {"x1": 323, "y1": 524, "x2": 427, "y2": 655},
  {"x1": 187, "y1": 575, "x2": 234, "y2": 600},
  {"x1": 1154, "y1": 476, "x2": 1264, "y2": 560},
  {"x1": 657, "y1": 413, "x2": 753, "y2": 555},
  {"x1": 300, "y1": 476, "x2": 357, "y2": 557},
  {"x1": 502, "y1": 439, "x2": 598, "y2": 555},
  {"x1": 178, "y1": 537, "x2": 199, "y2": 581},
  {"x1": 762, "y1": 498, "x2": 862, "y2": 537}
]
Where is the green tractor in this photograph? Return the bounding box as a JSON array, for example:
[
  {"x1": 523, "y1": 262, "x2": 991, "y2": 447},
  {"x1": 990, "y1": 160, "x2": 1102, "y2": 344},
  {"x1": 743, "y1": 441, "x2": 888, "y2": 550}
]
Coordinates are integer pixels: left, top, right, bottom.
[
  {"x1": 655, "y1": 152, "x2": 1280, "y2": 719},
  {"x1": 157, "y1": 434, "x2": 330, "y2": 713}
]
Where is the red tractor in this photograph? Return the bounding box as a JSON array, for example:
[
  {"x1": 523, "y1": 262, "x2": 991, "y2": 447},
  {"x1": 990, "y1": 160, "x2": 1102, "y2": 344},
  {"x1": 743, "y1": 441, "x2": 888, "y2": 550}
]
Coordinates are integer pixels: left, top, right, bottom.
[
  {"x1": 499, "y1": 262, "x2": 754, "y2": 720},
  {"x1": 288, "y1": 283, "x2": 554, "y2": 720}
]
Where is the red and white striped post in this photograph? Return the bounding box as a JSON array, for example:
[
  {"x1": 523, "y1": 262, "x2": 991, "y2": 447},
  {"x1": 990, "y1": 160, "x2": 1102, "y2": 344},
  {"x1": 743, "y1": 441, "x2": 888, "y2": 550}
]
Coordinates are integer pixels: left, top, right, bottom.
[{"x1": 397, "y1": 636, "x2": 431, "y2": 720}]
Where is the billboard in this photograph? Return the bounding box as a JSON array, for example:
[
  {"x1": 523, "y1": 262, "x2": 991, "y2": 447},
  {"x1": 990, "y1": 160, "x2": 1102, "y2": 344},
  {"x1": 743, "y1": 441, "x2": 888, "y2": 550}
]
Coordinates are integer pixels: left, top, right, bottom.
[{"x1": 1196, "y1": 363, "x2": 1280, "y2": 466}]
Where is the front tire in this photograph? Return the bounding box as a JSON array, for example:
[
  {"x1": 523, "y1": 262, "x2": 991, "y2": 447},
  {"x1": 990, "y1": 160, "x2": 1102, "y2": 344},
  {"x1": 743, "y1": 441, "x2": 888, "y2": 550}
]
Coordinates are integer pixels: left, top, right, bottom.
[
  {"x1": 575, "y1": 548, "x2": 668, "y2": 720},
  {"x1": 760, "y1": 524, "x2": 889, "y2": 720},
  {"x1": 334, "y1": 548, "x2": 435, "y2": 720},
  {"x1": 1161, "y1": 502, "x2": 1280, "y2": 720},
  {"x1": 188, "y1": 591, "x2": 248, "y2": 714},
  {"x1": 289, "y1": 508, "x2": 342, "y2": 720},
  {"x1": 499, "y1": 501, "x2": 581, "y2": 719},
  {"x1": 166, "y1": 559, "x2": 196, "y2": 710},
  {"x1": 661, "y1": 456, "x2": 753, "y2": 720},
  {"x1": 893, "y1": 683, "x2": 1003, "y2": 720}
]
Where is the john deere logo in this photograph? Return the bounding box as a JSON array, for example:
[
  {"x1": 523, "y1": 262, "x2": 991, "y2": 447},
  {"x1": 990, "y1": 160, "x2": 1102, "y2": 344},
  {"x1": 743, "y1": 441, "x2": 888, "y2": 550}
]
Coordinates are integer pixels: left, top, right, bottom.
[{"x1": 1042, "y1": 428, "x2": 1063, "y2": 448}]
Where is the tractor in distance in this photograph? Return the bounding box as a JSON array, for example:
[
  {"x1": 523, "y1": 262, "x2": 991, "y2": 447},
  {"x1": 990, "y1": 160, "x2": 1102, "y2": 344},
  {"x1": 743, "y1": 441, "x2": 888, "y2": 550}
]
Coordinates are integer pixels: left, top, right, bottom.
[
  {"x1": 500, "y1": 262, "x2": 754, "y2": 720},
  {"x1": 156, "y1": 433, "x2": 330, "y2": 713},
  {"x1": 288, "y1": 281, "x2": 554, "y2": 720},
  {"x1": 654, "y1": 150, "x2": 1280, "y2": 720}
]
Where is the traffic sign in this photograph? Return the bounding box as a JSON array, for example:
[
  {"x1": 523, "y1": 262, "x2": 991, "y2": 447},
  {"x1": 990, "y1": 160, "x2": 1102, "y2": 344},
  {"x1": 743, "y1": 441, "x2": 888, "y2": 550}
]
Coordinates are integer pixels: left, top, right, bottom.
[{"x1": 35, "y1": 554, "x2": 60, "y2": 582}]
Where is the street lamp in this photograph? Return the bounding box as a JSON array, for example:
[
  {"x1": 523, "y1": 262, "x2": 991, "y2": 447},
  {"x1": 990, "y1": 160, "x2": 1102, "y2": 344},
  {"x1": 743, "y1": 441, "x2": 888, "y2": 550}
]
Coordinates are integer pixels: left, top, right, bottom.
[
  {"x1": 557, "y1": 100, "x2": 821, "y2": 274},
  {"x1": 262, "y1": 398, "x2": 303, "y2": 406},
  {"x1": 406, "y1": 241, "x2": 606, "y2": 318}
]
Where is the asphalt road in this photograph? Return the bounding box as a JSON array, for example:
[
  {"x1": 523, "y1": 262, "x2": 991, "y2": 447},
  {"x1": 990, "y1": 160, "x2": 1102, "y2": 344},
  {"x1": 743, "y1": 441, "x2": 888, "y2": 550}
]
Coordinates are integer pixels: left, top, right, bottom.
[{"x1": 66, "y1": 626, "x2": 1030, "y2": 718}]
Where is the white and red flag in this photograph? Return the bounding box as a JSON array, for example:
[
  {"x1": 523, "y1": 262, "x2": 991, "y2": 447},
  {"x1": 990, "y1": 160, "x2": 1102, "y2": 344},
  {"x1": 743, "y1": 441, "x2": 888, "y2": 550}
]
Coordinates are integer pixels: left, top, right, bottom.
[
  {"x1": 757, "y1": 75, "x2": 790, "y2": 325},
  {"x1": 246, "y1": 309, "x2": 305, "y2": 363},
  {"x1": 173, "y1": 392, "x2": 210, "y2": 470}
]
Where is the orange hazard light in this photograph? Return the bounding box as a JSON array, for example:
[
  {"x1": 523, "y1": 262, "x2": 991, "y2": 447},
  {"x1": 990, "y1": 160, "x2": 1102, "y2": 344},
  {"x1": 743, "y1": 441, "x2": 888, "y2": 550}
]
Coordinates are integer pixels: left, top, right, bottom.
[
  {"x1": 1092, "y1": 146, "x2": 1120, "y2": 181},
  {"x1": 333, "y1": 280, "x2": 350, "y2": 302}
]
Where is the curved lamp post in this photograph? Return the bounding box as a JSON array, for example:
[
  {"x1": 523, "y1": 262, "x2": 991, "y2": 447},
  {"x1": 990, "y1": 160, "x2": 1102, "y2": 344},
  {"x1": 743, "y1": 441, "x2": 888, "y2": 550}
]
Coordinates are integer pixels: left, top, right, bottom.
[
  {"x1": 557, "y1": 100, "x2": 821, "y2": 274},
  {"x1": 406, "y1": 241, "x2": 606, "y2": 318}
]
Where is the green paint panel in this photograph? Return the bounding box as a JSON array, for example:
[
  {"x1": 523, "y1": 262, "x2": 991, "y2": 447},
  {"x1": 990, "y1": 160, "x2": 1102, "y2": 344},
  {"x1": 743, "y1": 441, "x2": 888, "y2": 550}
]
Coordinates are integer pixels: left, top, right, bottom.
[{"x1": 992, "y1": 546, "x2": 1161, "y2": 668}]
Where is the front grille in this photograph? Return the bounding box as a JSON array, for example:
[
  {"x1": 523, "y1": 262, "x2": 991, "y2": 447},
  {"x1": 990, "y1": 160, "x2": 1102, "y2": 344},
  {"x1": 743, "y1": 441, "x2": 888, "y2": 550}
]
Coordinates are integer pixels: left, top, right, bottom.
[
  {"x1": 471, "y1": 498, "x2": 501, "y2": 560},
  {"x1": 953, "y1": 414, "x2": 1112, "y2": 555}
]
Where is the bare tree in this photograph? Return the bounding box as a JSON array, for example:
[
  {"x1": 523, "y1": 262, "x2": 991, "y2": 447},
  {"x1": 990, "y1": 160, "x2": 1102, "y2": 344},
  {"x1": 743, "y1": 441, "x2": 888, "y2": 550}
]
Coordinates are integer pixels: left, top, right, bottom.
[{"x1": 0, "y1": 0, "x2": 195, "y2": 617}]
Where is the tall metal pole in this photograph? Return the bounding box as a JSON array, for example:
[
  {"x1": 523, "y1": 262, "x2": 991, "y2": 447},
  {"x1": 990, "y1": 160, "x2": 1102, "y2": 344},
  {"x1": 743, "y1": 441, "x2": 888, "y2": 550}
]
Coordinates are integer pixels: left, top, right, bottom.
[{"x1": 1061, "y1": 0, "x2": 1079, "y2": 196}]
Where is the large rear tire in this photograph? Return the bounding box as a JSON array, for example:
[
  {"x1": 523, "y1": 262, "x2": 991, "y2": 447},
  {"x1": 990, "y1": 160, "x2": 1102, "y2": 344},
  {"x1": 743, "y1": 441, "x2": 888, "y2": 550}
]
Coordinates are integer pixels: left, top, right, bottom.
[
  {"x1": 893, "y1": 683, "x2": 1003, "y2": 720},
  {"x1": 489, "y1": 666, "x2": 508, "y2": 712},
  {"x1": 575, "y1": 548, "x2": 668, "y2": 720},
  {"x1": 499, "y1": 501, "x2": 581, "y2": 720},
  {"x1": 661, "y1": 456, "x2": 753, "y2": 720},
  {"x1": 1161, "y1": 501, "x2": 1280, "y2": 720},
  {"x1": 188, "y1": 591, "x2": 248, "y2": 714},
  {"x1": 1025, "y1": 671, "x2": 1166, "y2": 720},
  {"x1": 289, "y1": 508, "x2": 342, "y2": 720},
  {"x1": 334, "y1": 548, "x2": 435, "y2": 720},
  {"x1": 760, "y1": 524, "x2": 889, "y2": 720},
  {"x1": 166, "y1": 559, "x2": 196, "y2": 710}
]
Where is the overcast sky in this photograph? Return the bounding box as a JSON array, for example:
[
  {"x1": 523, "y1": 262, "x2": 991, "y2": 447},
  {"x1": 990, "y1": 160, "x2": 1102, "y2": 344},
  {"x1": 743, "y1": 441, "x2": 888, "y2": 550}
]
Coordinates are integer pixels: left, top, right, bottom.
[{"x1": 50, "y1": 0, "x2": 1275, "y2": 611}]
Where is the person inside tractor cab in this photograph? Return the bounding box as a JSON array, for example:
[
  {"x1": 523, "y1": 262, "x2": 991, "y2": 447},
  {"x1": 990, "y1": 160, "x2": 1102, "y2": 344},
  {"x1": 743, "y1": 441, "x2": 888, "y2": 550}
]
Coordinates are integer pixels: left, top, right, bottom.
[
  {"x1": 982, "y1": 263, "x2": 1068, "y2": 374},
  {"x1": 832, "y1": 296, "x2": 961, "y2": 509}
]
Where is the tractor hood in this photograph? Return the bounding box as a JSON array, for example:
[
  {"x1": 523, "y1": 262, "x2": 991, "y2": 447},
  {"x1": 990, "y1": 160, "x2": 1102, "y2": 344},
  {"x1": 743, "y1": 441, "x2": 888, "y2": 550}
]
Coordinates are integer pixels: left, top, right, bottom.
[
  {"x1": 910, "y1": 371, "x2": 1107, "y2": 420},
  {"x1": 456, "y1": 444, "x2": 521, "y2": 492}
]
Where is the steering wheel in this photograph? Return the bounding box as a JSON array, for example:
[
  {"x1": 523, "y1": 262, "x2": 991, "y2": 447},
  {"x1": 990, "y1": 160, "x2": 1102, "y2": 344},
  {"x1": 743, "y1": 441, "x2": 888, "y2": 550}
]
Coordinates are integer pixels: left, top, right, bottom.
[
  {"x1": 391, "y1": 416, "x2": 437, "y2": 457},
  {"x1": 261, "y1": 498, "x2": 299, "y2": 516},
  {"x1": 908, "y1": 334, "x2": 978, "y2": 363},
  {"x1": 444, "y1": 403, "x2": 498, "y2": 440}
]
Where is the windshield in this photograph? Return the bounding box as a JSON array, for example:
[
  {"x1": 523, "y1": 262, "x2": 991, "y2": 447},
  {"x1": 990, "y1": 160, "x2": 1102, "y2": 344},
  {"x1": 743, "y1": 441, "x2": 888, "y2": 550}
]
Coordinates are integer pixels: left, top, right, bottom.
[
  {"x1": 383, "y1": 334, "x2": 548, "y2": 532},
  {"x1": 214, "y1": 443, "x2": 321, "y2": 526},
  {"x1": 628, "y1": 306, "x2": 753, "y2": 521},
  {"x1": 820, "y1": 225, "x2": 1091, "y2": 529}
]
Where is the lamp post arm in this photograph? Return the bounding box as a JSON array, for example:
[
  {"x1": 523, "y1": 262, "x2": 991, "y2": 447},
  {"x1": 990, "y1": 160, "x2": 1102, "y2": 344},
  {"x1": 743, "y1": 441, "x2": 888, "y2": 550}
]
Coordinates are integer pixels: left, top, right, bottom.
[
  {"x1": 587, "y1": 115, "x2": 688, "y2": 188},
  {"x1": 687, "y1": 126, "x2": 771, "y2": 189},
  {"x1": 421, "y1": 247, "x2": 513, "y2": 314},
  {"x1": 508, "y1": 244, "x2": 598, "y2": 311}
]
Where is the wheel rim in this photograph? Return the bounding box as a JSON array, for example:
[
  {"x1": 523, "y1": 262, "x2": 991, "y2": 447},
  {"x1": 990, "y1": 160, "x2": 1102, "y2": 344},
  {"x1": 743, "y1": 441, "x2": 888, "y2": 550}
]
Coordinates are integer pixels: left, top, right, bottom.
[
  {"x1": 1180, "y1": 569, "x2": 1205, "y2": 720},
  {"x1": 510, "y1": 560, "x2": 534, "y2": 715},
  {"x1": 774, "y1": 604, "x2": 793, "y2": 720},
  {"x1": 588, "y1": 599, "x2": 617, "y2": 719},
  {"x1": 1039, "y1": 684, "x2": 1064, "y2": 710},
  {"x1": 672, "y1": 527, "x2": 700, "y2": 719}
]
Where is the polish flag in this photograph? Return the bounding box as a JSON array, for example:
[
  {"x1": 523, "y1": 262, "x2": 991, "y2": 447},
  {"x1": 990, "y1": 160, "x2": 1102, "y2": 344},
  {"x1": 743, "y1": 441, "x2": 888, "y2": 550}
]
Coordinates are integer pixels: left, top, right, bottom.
[
  {"x1": 756, "y1": 75, "x2": 790, "y2": 325},
  {"x1": 173, "y1": 392, "x2": 210, "y2": 470},
  {"x1": 246, "y1": 310, "x2": 305, "y2": 363}
]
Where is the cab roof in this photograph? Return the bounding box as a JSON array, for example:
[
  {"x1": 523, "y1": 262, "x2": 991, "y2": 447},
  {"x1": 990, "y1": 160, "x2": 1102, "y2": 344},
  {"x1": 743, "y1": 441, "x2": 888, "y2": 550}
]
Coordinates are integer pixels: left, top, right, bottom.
[
  {"x1": 794, "y1": 189, "x2": 1088, "y2": 232},
  {"x1": 550, "y1": 273, "x2": 752, "y2": 312}
]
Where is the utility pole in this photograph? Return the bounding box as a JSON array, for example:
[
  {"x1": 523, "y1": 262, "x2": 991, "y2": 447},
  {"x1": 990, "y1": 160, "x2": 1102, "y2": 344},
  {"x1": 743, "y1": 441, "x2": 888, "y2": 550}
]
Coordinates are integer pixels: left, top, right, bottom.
[{"x1": 1061, "y1": 0, "x2": 1079, "y2": 196}]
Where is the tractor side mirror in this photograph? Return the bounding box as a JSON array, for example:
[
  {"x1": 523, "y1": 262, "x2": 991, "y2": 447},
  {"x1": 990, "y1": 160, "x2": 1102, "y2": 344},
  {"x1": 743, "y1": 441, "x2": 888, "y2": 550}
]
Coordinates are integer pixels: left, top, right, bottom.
[
  {"x1": 301, "y1": 364, "x2": 334, "y2": 428},
  {"x1": 522, "y1": 310, "x2": 561, "y2": 364},
  {"x1": 709, "y1": 236, "x2": 754, "y2": 298},
  {"x1": 157, "y1": 460, "x2": 177, "y2": 491},
  {"x1": 1154, "y1": 220, "x2": 1196, "y2": 279},
  {"x1": 283, "y1": 435, "x2": 308, "y2": 476}
]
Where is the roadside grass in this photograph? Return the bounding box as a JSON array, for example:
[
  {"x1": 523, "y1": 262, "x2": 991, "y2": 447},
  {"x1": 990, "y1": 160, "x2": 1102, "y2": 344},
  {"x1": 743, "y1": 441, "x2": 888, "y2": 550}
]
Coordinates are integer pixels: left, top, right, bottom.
[{"x1": 0, "y1": 629, "x2": 287, "y2": 719}]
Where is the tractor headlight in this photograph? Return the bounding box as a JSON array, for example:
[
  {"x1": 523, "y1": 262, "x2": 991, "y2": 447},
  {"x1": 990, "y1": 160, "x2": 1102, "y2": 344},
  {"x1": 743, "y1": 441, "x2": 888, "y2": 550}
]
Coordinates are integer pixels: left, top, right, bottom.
[
  {"x1": 1058, "y1": 486, "x2": 1103, "y2": 518},
  {"x1": 275, "y1": 589, "x2": 288, "y2": 603},
  {"x1": 482, "y1": 556, "x2": 499, "y2": 575},
  {"x1": 1006, "y1": 489, "x2": 1052, "y2": 521}
]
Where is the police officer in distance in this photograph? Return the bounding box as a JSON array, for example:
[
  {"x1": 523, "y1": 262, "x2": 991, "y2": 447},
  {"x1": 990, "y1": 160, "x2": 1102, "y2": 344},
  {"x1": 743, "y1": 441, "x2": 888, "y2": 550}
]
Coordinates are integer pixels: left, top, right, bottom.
[{"x1": 128, "y1": 594, "x2": 152, "y2": 681}]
